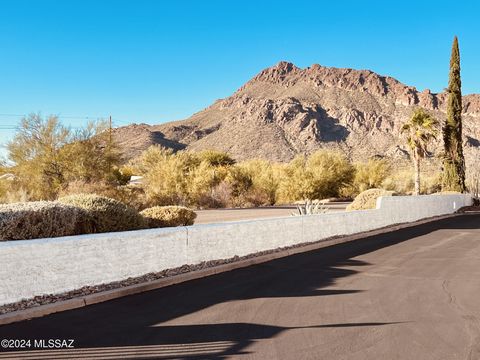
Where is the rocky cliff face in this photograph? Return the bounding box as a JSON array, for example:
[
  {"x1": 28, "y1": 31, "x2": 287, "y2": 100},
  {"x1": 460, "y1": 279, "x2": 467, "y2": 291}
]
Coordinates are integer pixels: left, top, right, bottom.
[{"x1": 114, "y1": 61, "x2": 480, "y2": 162}]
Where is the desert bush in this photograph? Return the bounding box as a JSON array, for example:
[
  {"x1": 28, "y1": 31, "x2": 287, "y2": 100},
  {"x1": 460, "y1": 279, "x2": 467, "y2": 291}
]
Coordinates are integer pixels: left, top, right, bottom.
[
  {"x1": 277, "y1": 150, "x2": 354, "y2": 203},
  {"x1": 0, "y1": 201, "x2": 93, "y2": 240},
  {"x1": 7, "y1": 115, "x2": 70, "y2": 200},
  {"x1": 222, "y1": 166, "x2": 255, "y2": 207},
  {"x1": 99, "y1": 147, "x2": 356, "y2": 208},
  {"x1": 59, "y1": 180, "x2": 148, "y2": 211},
  {"x1": 6, "y1": 115, "x2": 123, "y2": 201},
  {"x1": 61, "y1": 121, "x2": 122, "y2": 185},
  {"x1": 140, "y1": 206, "x2": 197, "y2": 228},
  {"x1": 186, "y1": 161, "x2": 221, "y2": 207},
  {"x1": 58, "y1": 194, "x2": 145, "y2": 233},
  {"x1": 197, "y1": 150, "x2": 235, "y2": 167},
  {"x1": 338, "y1": 184, "x2": 359, "y2": 200},
  {"x1": 207, "y1": 181, "x2": 234, "y2": 208},
  {"x1": 421, "y1": 172, "x2": 442, "y2": 194},
  {"x1": 346, "y1": 188, "x2": 394, "y2": 211},
  {"x1": 0, "y1": 179, "x2": 9, "y2": 203},
  {"x1": 306, "y1": 151, "x2": 355, "y2": 198},
  {"x1": 135, "y1": 146, "x2": 233, "y2": 208},
  {"x1": 276, "y1": 156, "x2": 311, "y2": 202},
  {"x1": 353, "y1": 159, "x2": 391, "y2": 194},
  {"x1": 239, "y1": 159, "x2": 282, "y2": 205},
  {"x1": 135, "y1": 146, "x2": 199, "y2": 206},
  {"x1": 1, "y1": 187, "x2": 30, "y2": 204},
  {"x1": 243, "y1": 187, "x2": 271, "y2": 207},
  {"x1": 382, "y1": 163, "x2": 441, "y2": 195},
  {"x1": 382, "y1": 168, "x2": 414, "y2": 194}
]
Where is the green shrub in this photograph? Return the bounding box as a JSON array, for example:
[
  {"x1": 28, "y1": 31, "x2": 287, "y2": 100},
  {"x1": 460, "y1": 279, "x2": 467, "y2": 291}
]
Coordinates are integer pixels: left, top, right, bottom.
[
  {"x1": 140, "y1": 206, "x2": 197, "y2": 228},
  {"x1": 346, "y1": 188, "x2": 394, "y2": 211},
  {"x1": 0, "y1": 201, "x2": 93, "y2": 240},
  {"x1": 58, "y1": 194, "x2": 145, "y2": 233}
]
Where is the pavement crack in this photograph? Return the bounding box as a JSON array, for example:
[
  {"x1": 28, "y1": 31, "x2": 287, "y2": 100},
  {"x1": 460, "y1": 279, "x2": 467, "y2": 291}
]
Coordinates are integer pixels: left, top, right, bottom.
[
  {"x1": 441, "y1": 279, "x2": 480, "y2": 360},
  {"x1": 441, "y1": 280, "x2": 455, "y2": 305}
]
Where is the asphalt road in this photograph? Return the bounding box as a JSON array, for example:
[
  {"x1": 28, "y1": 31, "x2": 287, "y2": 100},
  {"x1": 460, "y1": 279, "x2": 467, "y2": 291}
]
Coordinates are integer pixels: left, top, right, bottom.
[
  {"x1": 1, "y1": 214, "x2": 480, "y2": 359},
  {"x1": 195, "y1": 203, "x2": 350, "y2": 224}
]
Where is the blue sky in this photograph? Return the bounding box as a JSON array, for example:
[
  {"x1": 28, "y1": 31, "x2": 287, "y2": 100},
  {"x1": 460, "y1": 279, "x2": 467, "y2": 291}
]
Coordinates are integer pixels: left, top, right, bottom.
[{"x1": 1, "y1": 0, "x2": 479, "y2": 157}]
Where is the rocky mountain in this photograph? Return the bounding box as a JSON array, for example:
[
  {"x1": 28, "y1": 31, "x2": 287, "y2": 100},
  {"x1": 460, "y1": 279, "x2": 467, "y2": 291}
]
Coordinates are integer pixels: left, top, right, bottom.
[{"x1": 113, "y1": 61, "x2": 480, "y2": 162}]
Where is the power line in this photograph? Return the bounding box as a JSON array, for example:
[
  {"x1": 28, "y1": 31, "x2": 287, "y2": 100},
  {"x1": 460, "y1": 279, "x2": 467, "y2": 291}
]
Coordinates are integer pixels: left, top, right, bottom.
[
  {"x1": 0, "y1": 113, "x2": 110, "y2": 120},
  {"x1": 0, "y1": 114, "x2": 133, "y2": 123},
  {"x1": 0, "y1": 114, "x2": 141, "y2": 135},
  {"x1": 0, "y1": 126, "x2": 97, "y2": 129},
  {"x1": 0, "y1": 114, "x2": 26, "y2": 117}
]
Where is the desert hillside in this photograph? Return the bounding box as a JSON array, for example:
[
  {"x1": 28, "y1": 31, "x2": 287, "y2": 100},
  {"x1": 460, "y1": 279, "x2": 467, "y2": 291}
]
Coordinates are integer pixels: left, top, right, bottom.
[{"x1": 113, "y1": 61, "x2": 480, "y2": 162}]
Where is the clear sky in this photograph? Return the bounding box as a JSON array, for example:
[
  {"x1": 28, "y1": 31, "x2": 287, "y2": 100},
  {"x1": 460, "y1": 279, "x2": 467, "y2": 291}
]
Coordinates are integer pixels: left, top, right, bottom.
[{"x1": 1, "y1": 0, "x2": 479, "y2": 156}]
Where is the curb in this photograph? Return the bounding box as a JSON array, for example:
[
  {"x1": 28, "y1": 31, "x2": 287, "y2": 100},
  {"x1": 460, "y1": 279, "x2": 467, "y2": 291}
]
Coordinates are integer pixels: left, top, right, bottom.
[{"x1": 0, "y1": 213, "x2": 465, "y2": 326}]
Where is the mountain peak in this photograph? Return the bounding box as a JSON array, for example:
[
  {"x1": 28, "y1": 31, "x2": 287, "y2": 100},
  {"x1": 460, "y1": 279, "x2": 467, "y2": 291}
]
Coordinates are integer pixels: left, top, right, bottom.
[
  {"x1": 248, "y1": 61, "x2": 301, "y2": 85},
  {"x1": 114, "y1": 62, "x2": 480, "y2": 164}
]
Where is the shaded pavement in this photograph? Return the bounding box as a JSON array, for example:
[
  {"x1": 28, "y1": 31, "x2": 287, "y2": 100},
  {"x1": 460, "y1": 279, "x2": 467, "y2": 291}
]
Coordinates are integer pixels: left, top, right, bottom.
[{"x1": 1, "y1": 214, "x2": 480, "y2": 359}]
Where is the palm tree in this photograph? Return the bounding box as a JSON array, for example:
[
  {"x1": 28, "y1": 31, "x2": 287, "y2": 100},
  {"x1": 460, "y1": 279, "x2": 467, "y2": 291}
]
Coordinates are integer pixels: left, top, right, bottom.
[{"x1": 401, "y1": 108, "x2": 439, "y2": 195}]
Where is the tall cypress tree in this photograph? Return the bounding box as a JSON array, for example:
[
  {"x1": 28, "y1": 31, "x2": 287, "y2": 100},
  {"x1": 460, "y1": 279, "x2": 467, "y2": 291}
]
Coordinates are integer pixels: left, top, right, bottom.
[{"x1": 442, "y1": 36, "x2": 466, "y2": 192}]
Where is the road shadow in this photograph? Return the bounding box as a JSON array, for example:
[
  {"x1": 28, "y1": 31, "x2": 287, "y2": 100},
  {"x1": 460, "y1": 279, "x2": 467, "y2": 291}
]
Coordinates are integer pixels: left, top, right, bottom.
[
  {"x1": 0, "y1": 214, "x2": 478, "y2": 358},
  {"x1": 0, "y1": 322, "x2": 405, "y2": 359}
]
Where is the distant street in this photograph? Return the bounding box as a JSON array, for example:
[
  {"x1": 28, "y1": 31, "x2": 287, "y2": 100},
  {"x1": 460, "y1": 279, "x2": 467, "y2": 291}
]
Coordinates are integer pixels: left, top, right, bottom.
[
  {"x1": 1, "y1": 214, "x2": 480, "y2": 359},
  {"x1": 195, "y1": 203, "x2": 350, "y2": 224}
]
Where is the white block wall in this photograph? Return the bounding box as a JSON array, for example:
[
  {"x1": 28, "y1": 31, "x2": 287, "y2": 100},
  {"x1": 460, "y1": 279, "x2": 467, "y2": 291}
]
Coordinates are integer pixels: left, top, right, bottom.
[{"x1": 0, "y1": 194, "x2": 472, "y2": 305}]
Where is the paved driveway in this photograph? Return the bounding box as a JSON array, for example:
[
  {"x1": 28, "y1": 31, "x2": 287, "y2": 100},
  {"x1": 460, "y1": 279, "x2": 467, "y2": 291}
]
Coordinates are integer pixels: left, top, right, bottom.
[
  {"x1": 195, "y1": 203, "x2": 350, "y2": 224},
  {"x1": 1, "y1": 214, "x2": 479, "y2": 359}
]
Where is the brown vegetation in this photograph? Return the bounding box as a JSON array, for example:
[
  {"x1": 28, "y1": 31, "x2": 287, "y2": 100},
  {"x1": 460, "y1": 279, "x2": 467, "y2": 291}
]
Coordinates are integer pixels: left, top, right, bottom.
[
  {"x1": 140, "y1": 206, "x2": 197, "y2": 228},
  {"x1": 58, "y1": 194, "x2": 145, "y2": 233},
  {"x1": 346, "y1": 189, "x2": 394, "y2": 211},
  {"x1": 0, "y1": 201, "x2": 93, "y2": 240}
]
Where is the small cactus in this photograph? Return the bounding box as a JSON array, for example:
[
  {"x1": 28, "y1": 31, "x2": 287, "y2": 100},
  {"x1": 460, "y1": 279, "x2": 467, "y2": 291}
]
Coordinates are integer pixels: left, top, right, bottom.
[{"x1": 292, "y1": 199, "x2": 328, "y2": 216}]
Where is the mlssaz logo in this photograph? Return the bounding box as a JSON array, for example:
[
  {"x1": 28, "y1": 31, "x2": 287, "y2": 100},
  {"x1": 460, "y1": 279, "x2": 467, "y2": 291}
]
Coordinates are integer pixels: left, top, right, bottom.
[{"x1": 33, "y1": 339, "x2": 75, "y2": 349}]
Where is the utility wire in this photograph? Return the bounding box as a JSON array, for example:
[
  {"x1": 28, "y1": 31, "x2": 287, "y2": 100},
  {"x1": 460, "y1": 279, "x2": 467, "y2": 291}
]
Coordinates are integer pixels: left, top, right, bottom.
[
  {"x1": 0, "y1": 113, "x2": 143, "y2": 138},
  {"x1": 0, "y1": 115, "x2": 134, "y2": 125},
  {"x1": 0, "y1": 113, "x2": 109, "y2": 119}
]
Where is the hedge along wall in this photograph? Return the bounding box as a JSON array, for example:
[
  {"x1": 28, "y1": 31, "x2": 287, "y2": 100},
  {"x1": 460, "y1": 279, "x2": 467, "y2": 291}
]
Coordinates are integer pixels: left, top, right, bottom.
[{"x1": 0, "y1": 194, "x2": 472, "y2": 305}]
